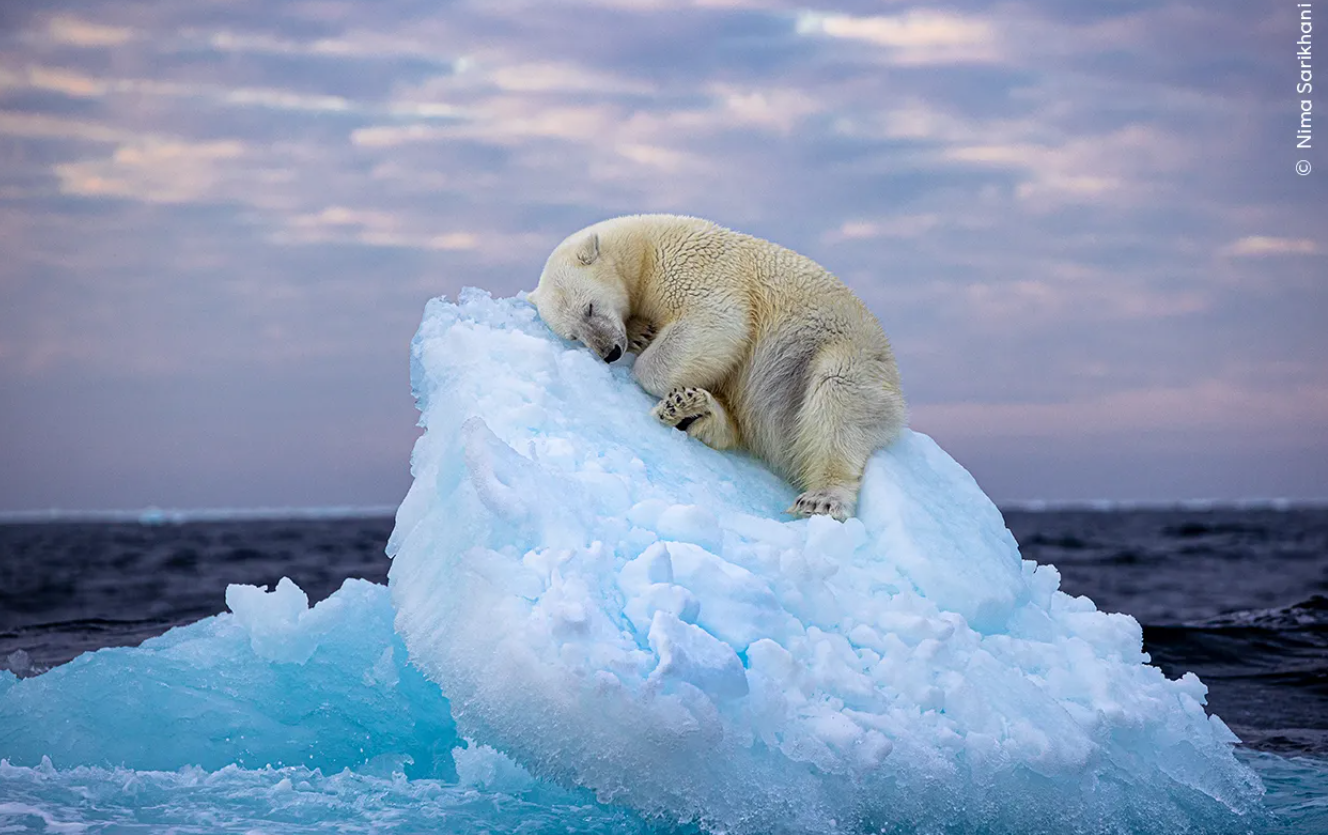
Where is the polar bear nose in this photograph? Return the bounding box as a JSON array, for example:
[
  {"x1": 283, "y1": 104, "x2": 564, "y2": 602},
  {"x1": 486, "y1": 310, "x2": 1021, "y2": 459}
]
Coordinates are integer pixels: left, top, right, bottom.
[{"x1": 603, "y1": 345, "x2": 623, "y2": 363}]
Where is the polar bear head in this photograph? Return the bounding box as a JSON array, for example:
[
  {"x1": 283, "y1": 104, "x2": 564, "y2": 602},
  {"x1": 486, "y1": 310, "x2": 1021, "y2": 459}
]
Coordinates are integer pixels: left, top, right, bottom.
[{"x1": 529, "y1": 229, "x2": 629, "y2": 363}]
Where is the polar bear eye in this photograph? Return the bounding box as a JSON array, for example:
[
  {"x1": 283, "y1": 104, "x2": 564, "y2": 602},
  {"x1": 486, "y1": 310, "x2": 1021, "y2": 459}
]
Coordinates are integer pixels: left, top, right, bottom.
[{"x1": 584, "y1": 303, "x2": 594, "y2": 318}]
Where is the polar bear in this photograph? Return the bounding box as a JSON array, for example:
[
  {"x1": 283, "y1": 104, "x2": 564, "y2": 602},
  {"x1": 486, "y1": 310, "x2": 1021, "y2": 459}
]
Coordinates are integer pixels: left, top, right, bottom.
[{"x1": 529, "y1": 214, "x2": 907, "y2": 520}]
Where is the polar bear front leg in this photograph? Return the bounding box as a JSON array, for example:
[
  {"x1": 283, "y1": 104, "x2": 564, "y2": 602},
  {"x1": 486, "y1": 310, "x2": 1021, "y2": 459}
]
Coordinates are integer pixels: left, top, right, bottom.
[
  {"x1": 632, "y1": 319, "x2": 743, "y2": 399},
  {"x1": 652, "y1": 387, "x2": 739, "y2": 450}
]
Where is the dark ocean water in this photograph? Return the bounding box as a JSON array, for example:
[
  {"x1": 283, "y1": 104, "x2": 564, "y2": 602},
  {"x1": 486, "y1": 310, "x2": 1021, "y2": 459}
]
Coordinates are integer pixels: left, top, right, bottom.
[{"x1": 2, "y1": 507, "x2": 1326, "y2": 762}]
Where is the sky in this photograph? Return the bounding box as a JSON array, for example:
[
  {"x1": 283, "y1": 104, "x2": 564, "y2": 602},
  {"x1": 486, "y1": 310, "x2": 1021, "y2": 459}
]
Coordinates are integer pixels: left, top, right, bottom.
[{"x1": 0, "y1": 0, "x2": 1324, "y2": 511}]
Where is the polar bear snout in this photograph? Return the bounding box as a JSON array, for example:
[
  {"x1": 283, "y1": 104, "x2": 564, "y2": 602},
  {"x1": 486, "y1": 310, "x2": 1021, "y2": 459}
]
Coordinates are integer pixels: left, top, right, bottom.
[
  {"x1": 589, "y1": 339, "x2": 623, "y2": 363},
  {"x1": 582, "y1": 317, "x2": 627, "y2": 364}
]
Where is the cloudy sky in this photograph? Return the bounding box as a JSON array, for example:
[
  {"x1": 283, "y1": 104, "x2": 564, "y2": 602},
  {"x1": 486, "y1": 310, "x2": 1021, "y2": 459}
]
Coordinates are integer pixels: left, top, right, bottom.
[{"x1": 0, "y1": 0, "x2": 1323, "y2": 511}]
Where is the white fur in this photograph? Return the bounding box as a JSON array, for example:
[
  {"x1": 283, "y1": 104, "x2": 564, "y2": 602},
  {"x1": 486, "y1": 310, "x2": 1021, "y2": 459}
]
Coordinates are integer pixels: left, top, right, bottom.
[{"x1": 532, "y1": 214, "x2": 907, "y2": 520}]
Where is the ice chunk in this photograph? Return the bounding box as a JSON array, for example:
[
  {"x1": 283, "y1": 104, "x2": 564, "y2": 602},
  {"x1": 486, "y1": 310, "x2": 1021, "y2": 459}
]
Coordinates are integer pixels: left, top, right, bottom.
[
  {"x1": 388, "y1": 291, "x2": 1265, "y2": 834},
  {"x1": 648, "y1": 610, "x2": 749, "y2": 700},
  {"x1": 4, "y1": 649, "x2": 31, "y2": 676},
  {"x1": 225, "y1": 576, "x2": 326, "y2": 663},
  {"x1": 0, "y1": 580, "x2": 458, "y2": 779}
]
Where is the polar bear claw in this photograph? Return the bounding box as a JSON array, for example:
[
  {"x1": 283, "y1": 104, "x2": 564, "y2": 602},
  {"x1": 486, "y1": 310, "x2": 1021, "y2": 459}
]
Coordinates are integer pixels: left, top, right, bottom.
[
  {"x1": 788, "y1": 487, "x2": 853, "y2": 522},
  {"x1": 653, "y1": 386, "x2": 712, "y2": 431},
  {"x1": 626, "y1": 317, "x2": 657, "y2": 354}
]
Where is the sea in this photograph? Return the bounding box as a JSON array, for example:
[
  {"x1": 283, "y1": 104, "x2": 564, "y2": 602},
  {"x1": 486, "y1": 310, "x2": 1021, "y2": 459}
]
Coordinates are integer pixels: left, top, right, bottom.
[{"x1": 1, "y1": 506, "x2": 1326, "y2": 831}]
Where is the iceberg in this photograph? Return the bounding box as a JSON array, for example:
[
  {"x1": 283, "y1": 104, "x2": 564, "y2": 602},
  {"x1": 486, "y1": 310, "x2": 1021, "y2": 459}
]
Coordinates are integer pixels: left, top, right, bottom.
[{"x1": 387, "y1": 289, "x2": 1265, "y2": 834}]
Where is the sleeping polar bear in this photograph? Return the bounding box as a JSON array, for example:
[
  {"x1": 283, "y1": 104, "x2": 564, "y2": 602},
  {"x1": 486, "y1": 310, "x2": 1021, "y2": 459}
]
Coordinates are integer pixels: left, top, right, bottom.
[{"x1": 529, "y1": 214, "x2": 907, "y2": 521}]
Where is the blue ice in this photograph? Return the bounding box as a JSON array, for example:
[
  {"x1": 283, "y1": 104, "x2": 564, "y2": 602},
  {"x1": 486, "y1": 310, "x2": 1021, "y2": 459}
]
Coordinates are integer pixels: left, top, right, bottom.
[
  {"x1": 2, "y1": 579, "x2": 457, "y2": 779},
  {"x1": 0, "y1": 580, "x2": 656, "y2": 832}
]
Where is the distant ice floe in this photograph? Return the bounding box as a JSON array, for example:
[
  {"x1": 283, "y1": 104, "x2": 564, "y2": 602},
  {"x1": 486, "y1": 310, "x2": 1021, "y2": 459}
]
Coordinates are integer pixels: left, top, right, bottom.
[{"x1": 386, "y1": 290, "x2": 1266, "y2": 834}]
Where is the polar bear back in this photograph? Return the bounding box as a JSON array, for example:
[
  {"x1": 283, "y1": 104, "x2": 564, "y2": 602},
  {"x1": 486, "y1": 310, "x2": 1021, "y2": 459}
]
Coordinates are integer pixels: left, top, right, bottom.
[{"x1": 597, "y1": 214, "x2": 904, "y2": 481}]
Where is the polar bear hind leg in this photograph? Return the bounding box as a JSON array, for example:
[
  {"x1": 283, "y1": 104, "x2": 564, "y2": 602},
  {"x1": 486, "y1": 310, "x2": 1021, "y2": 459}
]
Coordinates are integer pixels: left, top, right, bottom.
[{"x1": 787, "y1": 344, "x2": 905, "y2": 521}]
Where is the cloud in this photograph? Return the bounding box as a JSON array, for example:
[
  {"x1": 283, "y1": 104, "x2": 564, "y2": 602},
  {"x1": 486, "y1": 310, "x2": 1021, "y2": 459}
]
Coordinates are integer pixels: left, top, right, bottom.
[
  {"x1": 939, "y1": 125, "x2": 1191, "y2": 207},
  {"x1": 351, "y1": 124, "x2": 454, "y2": 147},
  {"x1": 0, "y1": 65, "x2": 106, "y2": 98},
  {"x1": 708, "y1": 83, "x2": 821, "y2": 133},
  {"x1": 0, "y1": 65, "x2": 435, "y2": 120},
  {"x1": 794, "y1": 10, "x2": 1002, "y2": 65},
  {"x1": 1220, "y1": 236, "x2": 1321, "y2": 257},
  {"x1": 484, "y1": 62, "x2": 653, "y2": 95},
  {"x1": 198, "y1": 29, "x2": 455, "y2": 65},
  {"x1": 447, "y1": 101, "x2": 620, "y2": 144},
  {"x1": 612, "y1": 143, "x2": 697, "y2": 172},
  {"x1": 960, "y1": 275, "x2": 1210, "y2": 324},
  {"x1": 823, "y1": 215, "x2": 940, "y2": 242},
  {"x1": 45, "y1": 15, "x2": 134, "y2": 48},
  {"x1": 54, "y1": 140, "x2": 247, "y2": 203},
  {"x1": 915, "y1": 379, "x2": 1328, "y2": 442},
  {"x1": 0, "y1": 110, "x2": 135, "y2": 144},
  {"x1": 276, "y1": 205, "x2": 481, "y2": 251}
]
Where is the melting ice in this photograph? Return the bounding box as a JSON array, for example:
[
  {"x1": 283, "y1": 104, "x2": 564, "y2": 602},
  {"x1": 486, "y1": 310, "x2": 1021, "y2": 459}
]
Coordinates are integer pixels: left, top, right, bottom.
[{"x1": 0, "y1": 290, "x2": 1290, "y2": 833}]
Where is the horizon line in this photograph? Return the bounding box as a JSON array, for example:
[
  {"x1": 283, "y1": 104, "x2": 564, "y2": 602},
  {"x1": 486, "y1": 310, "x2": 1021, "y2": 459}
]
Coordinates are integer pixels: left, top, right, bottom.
[{"x1": 2, "y1": 498, "x2": 1327, "y2": 524}]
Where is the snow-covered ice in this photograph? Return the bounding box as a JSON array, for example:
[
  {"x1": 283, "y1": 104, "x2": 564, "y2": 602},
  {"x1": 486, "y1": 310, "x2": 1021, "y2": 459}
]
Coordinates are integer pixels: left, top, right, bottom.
[{"x1": 387, "y1": 289, "x2": 1265, "y2": 834}]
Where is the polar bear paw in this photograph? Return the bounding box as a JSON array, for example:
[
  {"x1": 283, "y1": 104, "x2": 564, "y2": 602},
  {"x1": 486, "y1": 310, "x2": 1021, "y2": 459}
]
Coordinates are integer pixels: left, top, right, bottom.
[
  {"x1": 626, "y1": 317, "x2": 657, "y2": 354},
  {"x1": 653, "y1": 386, "x2": 713, "y2": 433},
  {"x1": 787, "y1": 487, "x2": 853, "y2": 521}
]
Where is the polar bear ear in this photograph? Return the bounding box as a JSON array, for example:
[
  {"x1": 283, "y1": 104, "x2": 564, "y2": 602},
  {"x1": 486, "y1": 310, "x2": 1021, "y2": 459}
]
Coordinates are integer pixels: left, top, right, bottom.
[
  {"x1": 525, "y1": 288, "x2": 541, "y2": 306},
  {"x1": 575, "y1": 233, "x2": 600, "y2": 266}
]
